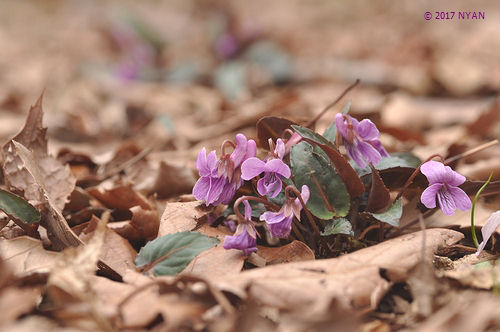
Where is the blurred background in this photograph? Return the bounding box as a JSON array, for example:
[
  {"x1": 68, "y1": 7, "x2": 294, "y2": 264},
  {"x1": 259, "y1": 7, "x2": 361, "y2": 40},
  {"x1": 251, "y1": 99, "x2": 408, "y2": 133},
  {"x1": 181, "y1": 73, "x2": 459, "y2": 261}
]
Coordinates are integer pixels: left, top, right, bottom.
[{"x1": 0, "y1": 0, "x2": 499, "y2": 192}]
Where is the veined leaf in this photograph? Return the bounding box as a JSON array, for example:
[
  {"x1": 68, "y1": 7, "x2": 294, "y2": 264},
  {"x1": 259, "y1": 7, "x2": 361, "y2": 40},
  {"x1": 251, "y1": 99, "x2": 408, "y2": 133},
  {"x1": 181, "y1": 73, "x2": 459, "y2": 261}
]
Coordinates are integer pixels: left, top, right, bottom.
[
  {"x1": 321, "y1": 218, "x2": 353, "y2": 236},
  {"x1": 370, "y1": 198, "x2": 403, "y2": 227},
  {"x1": 290, "y1": 142, "x2": 350, "y2": 219},
  {"x1": 135, "y1": 231, "x2": 219, "y2": 276},
  {"x1": 0, "y1": 188, "x2": 40, "y2": 225}
]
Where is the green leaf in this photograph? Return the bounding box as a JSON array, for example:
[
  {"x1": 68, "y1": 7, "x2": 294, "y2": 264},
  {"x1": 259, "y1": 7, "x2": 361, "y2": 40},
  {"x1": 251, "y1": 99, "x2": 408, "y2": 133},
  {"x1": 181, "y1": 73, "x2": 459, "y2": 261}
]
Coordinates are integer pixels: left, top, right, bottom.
[
  {"x1": 322, "y1": 101, "x2": 351, "y2": 143},
  {"x1": 369, "y1": 198, "x2": 403, "y2": 227},
  {"x1": 321, "y1": 218, "x2": 353, "y2": 236},
  {"x1": 291, "y1": 142, "x2": 350, "y2": 219},
  {"x1": 135, "y1": 231, "x2": 219, "y2": 276},
  {"x1": 291, "y1": 125, "x2": 337, "y2": 149},
  {"x1": 0, "y1": 188, "x2": 40, "y2": 225},
  {"x1": 352, "y1": 152, "x2": 422, "y2": 177}
]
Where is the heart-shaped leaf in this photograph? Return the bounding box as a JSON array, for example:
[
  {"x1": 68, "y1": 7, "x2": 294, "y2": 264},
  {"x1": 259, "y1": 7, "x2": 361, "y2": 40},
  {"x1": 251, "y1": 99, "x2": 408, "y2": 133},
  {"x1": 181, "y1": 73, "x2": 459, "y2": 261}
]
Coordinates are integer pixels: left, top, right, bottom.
[
  {"x1": 0, "y1": 188, "x2": 40, "y2": 225},
  {"x1": 291, "y1": 125, "x2": 336, "y2": 149},
  {"x1": 291, "y1": 127, "x2": 364, "y2": 199},
  {"x1": 321, "y1": 218, "x2": 353, "y2": 236},
  {"x1": 135, "y1": 231, "x2": 219, "y2": 276},
  {"x1": 290, "y1": 142, "x2": 350, "y2": 219},
  {"x1": 369, "y1": 198, "x2": 403, "y2": 227}
]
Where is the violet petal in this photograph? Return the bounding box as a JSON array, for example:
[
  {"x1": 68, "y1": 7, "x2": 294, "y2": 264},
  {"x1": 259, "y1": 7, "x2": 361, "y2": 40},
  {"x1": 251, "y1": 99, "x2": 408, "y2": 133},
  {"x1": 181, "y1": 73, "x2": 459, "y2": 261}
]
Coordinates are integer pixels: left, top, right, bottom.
[
  {"x1": 357, "y1": 119, "x2": 380, "y2": 140},
  {"x1": 241, "y1": 157, "x2": 266, "y2": 180},
  {"x1": 420, "y1": 183, "x2": 442, "y2": 209},
  {"x1": 243, "y1": 200, "x2": 252, "y2": 220},
  {"x1": 437, "y1": 186, "x2": 457, "y2": 216},
  {"x1": 346, "y1": 142, "x2": 367, "y2": 168},
  {"x1": 265, "y1": 159, "x2": 291, "y2": 178},
  {"x1": 275, "y1": 139, "x2": 286, "y2": 159},
  {"x1": 447, "y1": 185, "x2": 472, "y2": 211},
  {"x1": 231, "y1": 133, "x2": 248, "y2": 168},
  {"x1": 357, "y1": 140, "x2": 382, "y2": 165},
  {"x1": 476, "y1": 211, "x2": 500, "y2": 256},
  {"x1": 420, "y1": 161, "x2": 446, "y2": 184},
  {"x1": 335, "y1": 113, "x2": 349, "y2": 138}
]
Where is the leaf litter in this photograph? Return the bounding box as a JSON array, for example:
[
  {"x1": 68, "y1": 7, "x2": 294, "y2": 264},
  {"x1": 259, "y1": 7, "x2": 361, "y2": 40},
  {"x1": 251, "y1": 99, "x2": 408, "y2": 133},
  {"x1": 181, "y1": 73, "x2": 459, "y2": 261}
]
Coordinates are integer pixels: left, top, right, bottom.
[{"x1": 1, "y1": 2, "x2": 500, "y2": 331}]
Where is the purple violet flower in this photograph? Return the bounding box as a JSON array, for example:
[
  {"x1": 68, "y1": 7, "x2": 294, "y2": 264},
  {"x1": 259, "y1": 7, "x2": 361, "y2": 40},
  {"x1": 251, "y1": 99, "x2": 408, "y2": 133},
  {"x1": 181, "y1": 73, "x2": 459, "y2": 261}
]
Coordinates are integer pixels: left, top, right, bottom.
[
  {"x1": 260, "y1": 185, "x2": 310, "y2": 238},
  {"x1": 193, "y1": 134, "x2": 256, "y2": 206},
  {"x1": 240, "y1": 139, "x2": 291, "y2": 198},
  {"x1": 420, "y1": 161, "x2": 472, "y2": 216},
  {"x1": 335, "y1": 113, "x2": 389, "y2": 168},
  {"x1": 223, "y1": 201, "x2": 257, "y2": 255},
  {"x1": 476, "y1": 211, "x2": 500, "y2": 256}
]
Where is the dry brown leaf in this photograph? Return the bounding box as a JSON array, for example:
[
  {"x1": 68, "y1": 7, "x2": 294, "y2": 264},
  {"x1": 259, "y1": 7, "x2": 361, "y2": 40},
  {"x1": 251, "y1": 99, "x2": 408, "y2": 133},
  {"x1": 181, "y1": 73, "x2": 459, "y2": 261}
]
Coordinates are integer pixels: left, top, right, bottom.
[
  {"x1": 44, "y1": 215, "x2": 113, "y2": 331},
  {"x1": 88, "y1": 185, "x2": 152, "y2": 211},
  {"x1": 0, "y1": 287, "x2": 41, "y2": 324},
  {"x1": 257, "y1": 240, "x2": 315, "y2": 265},
  {"x1": 0, "y1": 236, "x2": 59, "y2": 276},
  {"x1": 158, "y1": 201, "x2": 211, "y2": 236},
  {"x1": 108, "y1": 205, "x2": 159, "y2": 242},
  {"x1": 79, "y1": 216, "x2": 137, "y2": 277},
  {"x1": 13, "y1": 142, "x2": 82, "y2": 249},
  {"x1": 214, "y1": 229, "x2": 463, "y2": 311},
  {"x1": 146, "y1": 160, "x2": 196, "y2": 198},
  {"x1": 2, "y1": 96, "x2": 76, "y2": 212},
  {"x1": 182, "y1": 245, "x2": 245, "y2": 280},
  {"x1": 414, "y1": 291, "x2": 500, "y2": 332}
]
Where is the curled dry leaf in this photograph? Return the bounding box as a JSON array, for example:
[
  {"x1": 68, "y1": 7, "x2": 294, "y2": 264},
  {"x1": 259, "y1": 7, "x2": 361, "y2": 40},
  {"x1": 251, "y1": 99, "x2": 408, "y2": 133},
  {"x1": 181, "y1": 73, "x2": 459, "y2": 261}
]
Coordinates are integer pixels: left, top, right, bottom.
[
  {"x1": 108, "y1": 205, "x2": 159, "y2": 242},
  {"x1": 2, "y1": 95, "x2": 76, "y2": 212},
  {"x1": 13, "y1": 142, "x2": 82, "y2": 249},
  {"x1": 43, "y1": 215, "x2": 114, "y2": 331},
  {"x1": 213, "y1": 229, "x2": 463, "y2": 311},
  {"x1": 88, "y1": 185, "x2": 152, "y2": 211},
  {"x1": 257, "y1": 240, "x2": 315, "y2": 265},
  {"x1": 89, "y1": 185, "x2": 159, "y2": 242},
  {"x1": 79, "y1": 216, "x2": 137, "y2": 277}
]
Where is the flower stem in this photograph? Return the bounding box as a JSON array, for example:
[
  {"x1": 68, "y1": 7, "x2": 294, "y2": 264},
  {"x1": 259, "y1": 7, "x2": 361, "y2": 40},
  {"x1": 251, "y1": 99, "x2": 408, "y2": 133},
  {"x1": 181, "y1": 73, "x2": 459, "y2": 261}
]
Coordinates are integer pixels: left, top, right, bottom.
[
  {"x1": 285, "y1": 185, "x2": 320, "y2": 237},
  {"x1": 232, "y1": 196, "x2": 279, "y2": 223},
  {"x1": 471, "y1": 172, "x2": 493, "y2": 248},
  {"x1": 393, "y1": 154, "x2": 445, "y2": 204}
]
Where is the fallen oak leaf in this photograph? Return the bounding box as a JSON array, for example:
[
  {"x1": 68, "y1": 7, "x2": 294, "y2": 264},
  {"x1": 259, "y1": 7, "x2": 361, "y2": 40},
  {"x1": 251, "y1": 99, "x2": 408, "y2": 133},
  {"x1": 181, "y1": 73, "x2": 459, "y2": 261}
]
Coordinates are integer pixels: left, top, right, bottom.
[
  {"x1": 213, "y1": 229, "x2": 463, "y2": 311},
  {"x1": 2, "y1": 95, "x2": 76, "y2": 212},
  {"x1": 158, "y1": 201, "x2": 212, "y2": 237},
  {"x1": 108, "y1": 205, "x2": 159, "y2": 242},
  {"x1": 257, "y1": 240, "x2": 315, "y2": 265},
  {"x1": 0, "y1": 236, "x2": 59, "y2": 276},
  {"x1": 79, "y1": 215, "x2": 138, "y2": 276},
  {"x1": 13, "y1": 141, "x2": 82, "y2": 249},
  {"x1": 88, "y1": 184, "x2": 152, "y2": 211}
]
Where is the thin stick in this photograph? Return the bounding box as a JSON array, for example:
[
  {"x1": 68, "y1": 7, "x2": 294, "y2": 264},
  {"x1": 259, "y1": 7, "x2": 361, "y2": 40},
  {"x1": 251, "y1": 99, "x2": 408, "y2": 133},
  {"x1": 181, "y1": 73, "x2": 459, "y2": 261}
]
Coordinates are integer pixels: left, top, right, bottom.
[
  {"x1": 444, "y1": 139, "x2": 499, "y2": 165},
  {"x1": 305, "y1": 79, "x2": 360, "y2": 128}
]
